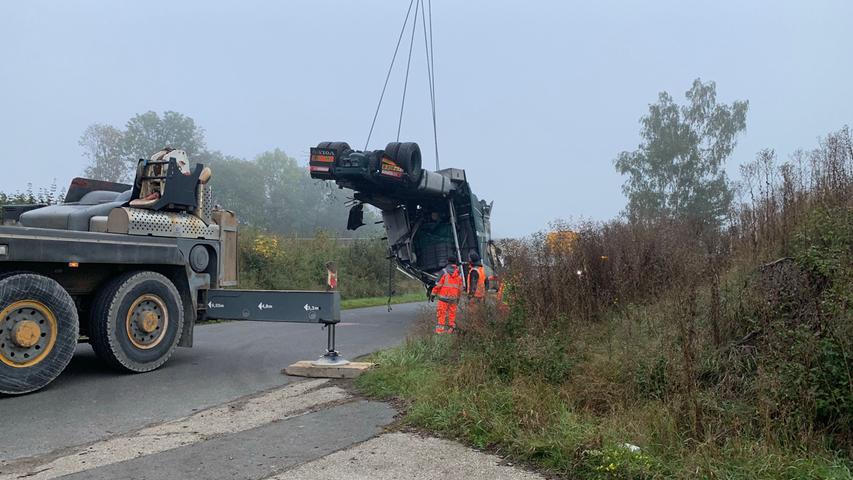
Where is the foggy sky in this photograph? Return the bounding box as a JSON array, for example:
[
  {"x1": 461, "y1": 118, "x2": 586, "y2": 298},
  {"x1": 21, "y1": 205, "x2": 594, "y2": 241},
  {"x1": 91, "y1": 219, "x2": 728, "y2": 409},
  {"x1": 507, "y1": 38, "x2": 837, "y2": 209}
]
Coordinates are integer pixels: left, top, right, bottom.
[{"x1": 1, "y1": 0, "x2": 850, "y2": 237}]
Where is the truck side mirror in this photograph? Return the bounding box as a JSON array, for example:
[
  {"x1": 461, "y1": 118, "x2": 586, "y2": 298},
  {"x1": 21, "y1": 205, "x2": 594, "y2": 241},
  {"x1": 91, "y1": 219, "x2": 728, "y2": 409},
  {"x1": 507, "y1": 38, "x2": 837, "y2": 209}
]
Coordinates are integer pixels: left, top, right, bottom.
[{"x1": 347, "y1": 203, "x2": 365, "y2": 231}]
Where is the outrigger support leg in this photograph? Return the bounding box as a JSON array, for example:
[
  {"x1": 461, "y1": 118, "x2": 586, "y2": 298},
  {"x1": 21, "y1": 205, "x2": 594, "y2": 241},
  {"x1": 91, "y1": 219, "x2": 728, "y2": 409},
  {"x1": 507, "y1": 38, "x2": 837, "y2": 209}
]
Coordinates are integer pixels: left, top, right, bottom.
[{"x1": 314, "y1": 320, "x2": 350, "y2": 366}]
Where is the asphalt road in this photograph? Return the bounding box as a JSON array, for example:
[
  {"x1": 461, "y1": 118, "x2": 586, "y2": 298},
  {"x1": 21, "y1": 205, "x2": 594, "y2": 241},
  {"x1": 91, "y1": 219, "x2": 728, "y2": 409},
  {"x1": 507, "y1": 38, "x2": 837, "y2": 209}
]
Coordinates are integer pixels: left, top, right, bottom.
[{"x1": 0, "y1": 302, "x2": 426, "y2": 461}]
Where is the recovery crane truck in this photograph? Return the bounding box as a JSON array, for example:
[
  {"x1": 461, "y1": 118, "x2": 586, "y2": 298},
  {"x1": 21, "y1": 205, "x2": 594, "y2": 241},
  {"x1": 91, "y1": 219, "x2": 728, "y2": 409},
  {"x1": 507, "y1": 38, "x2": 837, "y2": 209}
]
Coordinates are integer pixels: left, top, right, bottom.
[{"x1": 0, "y1": 149, "x2": 341, "y2": 395}]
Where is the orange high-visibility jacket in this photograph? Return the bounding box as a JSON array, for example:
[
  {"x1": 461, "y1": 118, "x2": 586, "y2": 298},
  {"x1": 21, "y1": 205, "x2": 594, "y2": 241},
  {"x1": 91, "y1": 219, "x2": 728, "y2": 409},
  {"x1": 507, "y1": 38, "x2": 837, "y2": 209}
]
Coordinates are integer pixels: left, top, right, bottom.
[
  {"x1": 432, "y1": 265, "x2": 462, "y2": 303},
  {"x1": 496, "y1": 278, "x2": 505, "y2": 303},
  {"x1": 468, "y1": 265, "x2": 486, "y2": 298}
]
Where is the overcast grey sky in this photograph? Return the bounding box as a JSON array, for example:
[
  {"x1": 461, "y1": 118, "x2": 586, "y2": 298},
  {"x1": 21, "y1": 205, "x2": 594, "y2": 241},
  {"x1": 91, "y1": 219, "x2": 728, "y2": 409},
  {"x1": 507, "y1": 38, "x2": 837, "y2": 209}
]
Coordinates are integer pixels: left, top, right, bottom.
[{"x1": 1, "y1": 0, "x2": 850, "y2": 237}]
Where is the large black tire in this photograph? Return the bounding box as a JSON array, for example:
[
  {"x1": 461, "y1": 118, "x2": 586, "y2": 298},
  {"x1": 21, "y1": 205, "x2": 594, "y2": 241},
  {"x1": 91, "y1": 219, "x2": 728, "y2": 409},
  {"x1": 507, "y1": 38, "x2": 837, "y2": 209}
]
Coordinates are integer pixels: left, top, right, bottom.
[
  {"x1": 326, "y1": 142, "x2": 351, "y2": 154},
  {"x1": 384, "y1": 142, "x2": 402, "y2": 162},
  {"x1": 0, "y1": 274, "x2": 79, "y2": 395},
  {"x1": 384, "y1": 142, "x2": 422, "y2": 184},
  {"x1": 396, "y1": 142, "x2": 423, "y2": 183},
  {"x1": 317, "y1": 142, "x2": 352, "y2": 165},
  {"x1": 89, "y1": 271, "x2": 183, "y2": 373}
]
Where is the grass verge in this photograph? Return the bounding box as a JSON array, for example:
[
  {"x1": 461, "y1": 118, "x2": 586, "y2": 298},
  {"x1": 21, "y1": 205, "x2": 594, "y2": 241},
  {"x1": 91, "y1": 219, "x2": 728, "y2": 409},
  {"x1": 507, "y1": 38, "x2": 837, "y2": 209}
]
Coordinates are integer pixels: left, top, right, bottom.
[
  {"x1": 341, "y1": 292, "x2": 424, "y2": 310},
  {"x1": 356, "y1": 331, "x2": 852, "y2": 479}
]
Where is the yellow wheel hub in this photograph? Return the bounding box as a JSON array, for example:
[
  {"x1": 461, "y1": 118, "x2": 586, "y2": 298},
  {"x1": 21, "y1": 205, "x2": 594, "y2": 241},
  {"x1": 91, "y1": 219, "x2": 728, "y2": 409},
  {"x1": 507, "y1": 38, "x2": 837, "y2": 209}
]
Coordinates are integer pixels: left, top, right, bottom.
[
  {"x1": 126, "y1": 294, "x2": 169, "y2": 350},
  {"x1": 0, "y1": 300, "x2": 58, "y2": 368},
  {"x1": 140, "y1": 312, "x2": 159, "y2": 334},
  {"x1": 12, "y1": 320, "x2": 41, "y2": 348}
]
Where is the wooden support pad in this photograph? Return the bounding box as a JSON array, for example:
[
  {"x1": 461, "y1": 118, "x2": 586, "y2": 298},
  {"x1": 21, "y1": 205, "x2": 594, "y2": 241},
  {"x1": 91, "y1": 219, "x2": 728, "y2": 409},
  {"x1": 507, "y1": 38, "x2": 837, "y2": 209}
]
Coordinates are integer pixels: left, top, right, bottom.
[{"x1": 283, "y1": 361, "x2": 375, "y2": 379}]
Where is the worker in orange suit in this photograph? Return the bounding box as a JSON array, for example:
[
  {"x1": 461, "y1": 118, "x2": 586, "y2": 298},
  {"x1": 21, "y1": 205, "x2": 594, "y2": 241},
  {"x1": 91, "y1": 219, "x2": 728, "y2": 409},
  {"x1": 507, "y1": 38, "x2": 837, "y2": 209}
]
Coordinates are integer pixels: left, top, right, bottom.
[
  {"x1": 491, "y1": 274, "x2": 510, "y2": 313},
  {"x1": 492, "y1": 276, "x2": 503, "y2": 300},
  {"x1": 466, "y1": 252, "x2": 486, "y2": 304},
  {"x1": 431, "y1": 257, "x2": 462, "y2": 334}
]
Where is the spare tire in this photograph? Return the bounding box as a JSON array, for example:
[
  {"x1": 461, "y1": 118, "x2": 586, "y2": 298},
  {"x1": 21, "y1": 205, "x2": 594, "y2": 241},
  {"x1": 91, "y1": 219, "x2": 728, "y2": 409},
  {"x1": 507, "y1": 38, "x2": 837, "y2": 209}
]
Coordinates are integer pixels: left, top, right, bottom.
[{"x1": 383, "y1": 142, "x2": 422, "y2": 184}]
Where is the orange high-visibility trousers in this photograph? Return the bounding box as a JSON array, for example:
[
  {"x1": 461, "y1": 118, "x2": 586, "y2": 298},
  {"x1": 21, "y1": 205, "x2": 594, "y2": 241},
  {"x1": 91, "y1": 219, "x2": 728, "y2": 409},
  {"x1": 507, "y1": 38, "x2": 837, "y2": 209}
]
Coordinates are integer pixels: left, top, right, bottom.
[{"x1": 435, "y1": 300, "x2": 458, "y2": 333}]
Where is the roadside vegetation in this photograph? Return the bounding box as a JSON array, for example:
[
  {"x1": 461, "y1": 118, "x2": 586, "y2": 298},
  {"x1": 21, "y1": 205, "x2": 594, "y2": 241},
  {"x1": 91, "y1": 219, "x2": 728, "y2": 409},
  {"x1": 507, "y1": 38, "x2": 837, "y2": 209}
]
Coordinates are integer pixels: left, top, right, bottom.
[
  {"x1": 358, "y1": 82, "x2": 852, "y2": 479},
  {"x1": 238, "y1": 229, "x2": 421, "y2": 300}
]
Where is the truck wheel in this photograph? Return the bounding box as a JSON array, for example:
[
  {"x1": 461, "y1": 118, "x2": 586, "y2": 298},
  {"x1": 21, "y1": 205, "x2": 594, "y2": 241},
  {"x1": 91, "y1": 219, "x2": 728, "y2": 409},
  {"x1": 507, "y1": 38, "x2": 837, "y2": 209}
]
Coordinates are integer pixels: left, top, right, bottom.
[
  {"x1": 384, "y1": 142, "x2": 422, "y2": 184},
  {"x1": 317, "y1": 142, "x2": 352, "y2": 164},
  {"x1": 0, "y1": 274, "x2": 79, "y2": 395},
  {"x1": 89, "y1": 271, "x2": 183, "y2": 373},
  {"x1": 327, "y1": 142, "x2": 352, "y2": 156},
  {"x1": 384, "y1": 142, "x2": 402, "y2": 162},
  {"x1": 397, "y1": 142, "x2": 423, "y2": 184}
]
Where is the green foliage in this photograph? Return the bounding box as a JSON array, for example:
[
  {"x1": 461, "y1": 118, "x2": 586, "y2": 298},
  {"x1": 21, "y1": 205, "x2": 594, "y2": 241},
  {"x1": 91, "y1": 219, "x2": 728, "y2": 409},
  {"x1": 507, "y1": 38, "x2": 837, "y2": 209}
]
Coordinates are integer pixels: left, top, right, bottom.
[
  {"x1": 78, "y1": 111, "x2": 205, "y2": 184},
  {"x1": 237, "y1": 229, "x2": 419, "y2": 299},
  {"x1": 80, "y1": 124, "x2": 126, "y2": 182},
  {"x1": 812, "y1": 336, "x2": 852, "y2": 428},
  {"x1": 122, "y1": 111, "x2": 206, "y2": 162},
  {"x1": 0, "y1": 182, "x2": 63, "y2": 208},
  {"x1": 615, "y1": 79, "x2": 748, "y2": 223},
  {"x1": 576, "y1": 444, "x2": 659, "y2": 480},
  {"x1": 631, "y1": 356, "x2": 670, "y2": 401},
  {"x1": 356, "y1": 335, "x2": 453, "y2": 400},
  {"x1": 358, "y1": 324, "x2": 851, "y2": 478},
  {"x1": 794, "y1": 205, "x2": 853, "y2": 316}
]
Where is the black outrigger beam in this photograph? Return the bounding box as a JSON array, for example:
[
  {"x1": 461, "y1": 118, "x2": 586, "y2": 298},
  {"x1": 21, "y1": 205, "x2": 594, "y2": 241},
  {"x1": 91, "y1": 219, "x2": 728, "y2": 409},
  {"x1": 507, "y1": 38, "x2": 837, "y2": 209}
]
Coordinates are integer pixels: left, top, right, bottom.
[{"x1": 204, "y1": 289, "x2": 346, "y2": 364}]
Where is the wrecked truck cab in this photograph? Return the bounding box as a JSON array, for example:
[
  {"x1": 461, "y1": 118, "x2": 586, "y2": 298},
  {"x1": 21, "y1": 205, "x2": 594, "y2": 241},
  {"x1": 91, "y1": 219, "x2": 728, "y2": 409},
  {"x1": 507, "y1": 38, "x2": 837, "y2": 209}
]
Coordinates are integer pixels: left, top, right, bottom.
[{"x1": 309, "y1": 141, "x2": 499, "y2": 289}]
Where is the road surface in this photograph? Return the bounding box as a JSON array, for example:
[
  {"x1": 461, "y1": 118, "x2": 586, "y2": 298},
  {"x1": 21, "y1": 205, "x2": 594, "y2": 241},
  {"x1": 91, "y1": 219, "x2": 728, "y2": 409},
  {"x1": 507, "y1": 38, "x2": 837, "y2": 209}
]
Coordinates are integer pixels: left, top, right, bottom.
[
  {"x1": 0, "y1": 303, "x2": 425, "y2": 460},
  {"x1": 0, "y1": 302, "x2": 543, "y2": 480}
]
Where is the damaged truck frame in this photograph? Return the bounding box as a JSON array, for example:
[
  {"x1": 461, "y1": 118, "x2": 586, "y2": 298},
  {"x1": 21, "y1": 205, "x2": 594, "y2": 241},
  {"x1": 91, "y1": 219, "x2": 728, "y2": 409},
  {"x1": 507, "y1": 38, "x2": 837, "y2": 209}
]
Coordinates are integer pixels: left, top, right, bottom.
[
  {"x1": 0, "y1": 150, "x2": 341, "y2": 395},
  {"x1": 309, "y1": 141, "x2": 501, "y2": 292}
]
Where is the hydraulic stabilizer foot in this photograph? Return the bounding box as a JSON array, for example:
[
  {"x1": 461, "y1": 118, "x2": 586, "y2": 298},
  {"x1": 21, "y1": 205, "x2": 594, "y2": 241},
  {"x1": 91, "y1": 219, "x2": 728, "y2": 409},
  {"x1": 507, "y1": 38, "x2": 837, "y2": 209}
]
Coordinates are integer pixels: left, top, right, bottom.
[{"x1": 313, "y1": 321, "x2": 350, "y2": 366}]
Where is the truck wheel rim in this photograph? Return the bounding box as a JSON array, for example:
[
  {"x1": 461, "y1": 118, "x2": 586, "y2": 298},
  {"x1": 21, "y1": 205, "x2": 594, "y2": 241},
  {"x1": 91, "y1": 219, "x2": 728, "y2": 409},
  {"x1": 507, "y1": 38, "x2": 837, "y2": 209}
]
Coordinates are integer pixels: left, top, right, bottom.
[
  {"x1": 0, "y1": 300, "x2": 58, "y2": 368},
  {"x1": 126, "y1": 294, "x2": 169, "y2": 350}
]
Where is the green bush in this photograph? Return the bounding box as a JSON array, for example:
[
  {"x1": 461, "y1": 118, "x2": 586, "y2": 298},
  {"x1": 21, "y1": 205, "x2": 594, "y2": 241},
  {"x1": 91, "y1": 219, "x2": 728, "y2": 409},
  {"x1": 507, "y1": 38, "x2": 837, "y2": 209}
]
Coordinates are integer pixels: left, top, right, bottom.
[{"x1": 237, "y1": 228, "x2": 420, "y2": 299}]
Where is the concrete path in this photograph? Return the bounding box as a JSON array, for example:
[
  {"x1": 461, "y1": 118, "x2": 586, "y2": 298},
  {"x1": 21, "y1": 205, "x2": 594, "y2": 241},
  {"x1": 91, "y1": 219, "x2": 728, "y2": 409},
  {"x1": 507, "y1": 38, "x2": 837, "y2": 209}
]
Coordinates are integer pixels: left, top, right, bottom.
[{"x1": 279, "y1": 432, "x2": 545, "y2": 480}]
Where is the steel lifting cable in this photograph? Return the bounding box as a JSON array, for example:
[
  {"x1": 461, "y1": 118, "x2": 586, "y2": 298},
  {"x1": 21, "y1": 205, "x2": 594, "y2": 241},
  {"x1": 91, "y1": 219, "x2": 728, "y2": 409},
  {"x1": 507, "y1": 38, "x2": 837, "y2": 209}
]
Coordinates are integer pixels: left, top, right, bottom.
[
  {"x1": 421, "y1": 0, "x2": 439, "y2": 169},
  {"x1": 396, "y1": 0, "x2": 420, "y2": 142},
  {"x1": 365, "y1": 0, "x2": 417, "y2": 150},
  {"x1": 366, "y1": 0, "x2": 441, "y2": 170}
]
